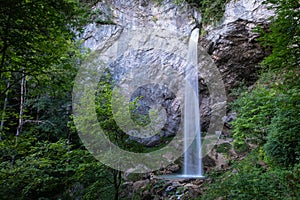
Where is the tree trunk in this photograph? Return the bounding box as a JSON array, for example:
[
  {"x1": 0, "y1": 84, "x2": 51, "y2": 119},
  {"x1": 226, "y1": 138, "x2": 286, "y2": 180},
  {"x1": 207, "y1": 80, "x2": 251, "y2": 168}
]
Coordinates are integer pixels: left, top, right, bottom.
[
  {"x1": 0, "y1": 82, "x2": 10, "y2": 140},
  {"x1": 113, "y1": 170, "x2": 122, "y2": 200},
  {"x1": 16, "y1": 76, "x2": 26, "y2": 138}
]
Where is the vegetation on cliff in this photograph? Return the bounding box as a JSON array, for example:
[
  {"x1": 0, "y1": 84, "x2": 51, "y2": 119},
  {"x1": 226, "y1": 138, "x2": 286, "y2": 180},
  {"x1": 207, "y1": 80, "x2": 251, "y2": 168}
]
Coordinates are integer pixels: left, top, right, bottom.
[{"x1": 200, "y1": 0, "x2": 300, "y2": 199}]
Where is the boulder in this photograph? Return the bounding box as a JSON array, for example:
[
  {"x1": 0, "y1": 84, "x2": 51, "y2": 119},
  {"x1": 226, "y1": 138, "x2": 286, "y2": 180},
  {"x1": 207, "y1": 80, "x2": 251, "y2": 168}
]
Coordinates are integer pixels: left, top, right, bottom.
[{"x1": 132, "y1": 179, "x2": 150, "y2": 192}]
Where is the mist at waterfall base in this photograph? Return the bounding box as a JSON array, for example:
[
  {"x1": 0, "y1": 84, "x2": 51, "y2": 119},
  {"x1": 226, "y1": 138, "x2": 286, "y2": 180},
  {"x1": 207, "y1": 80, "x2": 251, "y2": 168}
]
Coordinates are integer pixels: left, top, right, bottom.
[{"x1": 162, "y1": 28, "x2": 205, "y2": 179}]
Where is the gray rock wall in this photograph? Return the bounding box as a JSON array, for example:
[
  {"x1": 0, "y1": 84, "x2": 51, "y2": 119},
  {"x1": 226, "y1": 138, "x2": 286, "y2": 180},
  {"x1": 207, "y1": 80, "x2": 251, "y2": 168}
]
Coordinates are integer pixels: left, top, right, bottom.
[
  {"x1": 80, "y1": 0, "x2": 274, "y2": 146},
  {"x1": 203, "y1": 0, "x2": 274, "y2": 90}
]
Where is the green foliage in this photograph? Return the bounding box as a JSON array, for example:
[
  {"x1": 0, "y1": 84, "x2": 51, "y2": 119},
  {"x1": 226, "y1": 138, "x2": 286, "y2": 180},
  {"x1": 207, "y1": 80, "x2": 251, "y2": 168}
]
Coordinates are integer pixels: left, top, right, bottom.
[
  {"x1": 230, "y1": 80, "x2": 277, "y2": 145},
  {"x1": 203, "y1": 1, "x2": 300, "y2": 198},
  {"x1": 231, "y1": 0, "x2": 300, "y2": 168},
  {"x1": 256, "y1": 0, "x2": 300, "y2": 167},
  {"x1": 233, "y1": 142, "x2": 249, "y2": 154},
  {"x1": 257, "y1": 0, "x2": 300, "y2": 71},
  {"x1": 0, "y1": 135, "x2": 119, "y2": 199},
  {"x1": 196, "y1": 0, "x2": 230, "y2": 25},
  {"x1": 94, "y1": 72, "x2": 146, "y2": 153},
  {"x1": 0, "y1": 1, "x2": 123, "y2": 199},
  {"x1": 200, "y1": 151, "x2": 300, "y2": 200},
  {"x1": 0, "y1": 0, "x2": 86, "y2": 79},
  {"x1": 231, "y1": 66, "x2": 299, "y2": 168},
  {"x1": 0, "y1": 0, "x2": 88, "y2": 139},
  {"x1": 216, "y1": 142, "x2": 232, "y2": 154},
  {"x1": 263, "y1": 76, "x2": 300, "y2": 167},
  {"x1": 174, "y1": 0, "x2": 230, "y2": 25}
]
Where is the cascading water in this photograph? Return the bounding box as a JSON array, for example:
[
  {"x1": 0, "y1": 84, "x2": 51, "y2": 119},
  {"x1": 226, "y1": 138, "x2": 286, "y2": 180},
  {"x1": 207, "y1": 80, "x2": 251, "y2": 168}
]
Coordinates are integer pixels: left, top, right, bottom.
[
  {"x1": 158, "y1": 28, "x2": 204, "y2": 179},
  {"x1": 183, "y1": 28, "x2": 204, "y2": 178}
]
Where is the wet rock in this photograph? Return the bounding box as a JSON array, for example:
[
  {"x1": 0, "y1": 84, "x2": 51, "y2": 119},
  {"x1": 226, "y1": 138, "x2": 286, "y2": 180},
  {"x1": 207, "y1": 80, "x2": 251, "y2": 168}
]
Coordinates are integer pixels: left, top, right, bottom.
[
  {"x1": 184, "y1": 183, "x2": 199, "y2": 189},
  {"x1": 120, "y1": 182, "x2": 133, "y2": 198},
  {"x1": 223, "y1": 112, "x2": 236, "y2": 129},
  {"x1": 82, "y1": 0, "x2": 200, "y2": 51},
  {"x1": 166, "y1": 185, "x2": 176, "y2": 192},
  {"x1": 142, "y1": 190, "x2": 153, "y2": 200},
  {"x1": 81, "y1": 0, "x2": 202, "y2": 146},
  {"x1": 130, "y1": 134, "x2": 161, "y2": 147},
  {"x1": 132, "y1": 179, "x2": 150, "y2": 192},
  {"x1": 202, "y1": 155, "x2": 216, "y2": 171},
  {"x1": 166, "y1": 164, "x2": 180, "y2": 173},
  {"x1": 223, "y1": 0, "x2": 274, "y2": 24}
]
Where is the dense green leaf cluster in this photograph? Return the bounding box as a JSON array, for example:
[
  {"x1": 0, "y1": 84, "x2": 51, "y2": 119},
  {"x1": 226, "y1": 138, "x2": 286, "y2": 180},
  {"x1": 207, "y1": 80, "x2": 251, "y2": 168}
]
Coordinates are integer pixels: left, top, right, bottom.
[
  {"x1": 231, "y1": 71, "x2": 300, "y2": 166},
  {"x1": 257, "y1": 0, "x2": 300, "y2": 71},
  {"x1": 0, "y1": 0, "x2": 87, "y2": 139},
  {"x1": 231, "y1": 0, "x2": 300, "y2": 168},
  {"x1": 0, "y1": 136, "x2": 117, "y2": 199},
  {"x1": 199, "y1": 0, "x2": 300, "y2": 199},
  {"x1": 200, "y1": 151, "x2": 300, "y2": 199},
  {"x1": 94, "y1": 72, "x2": 146, "y2": 153},
  {"x1": 0, "y1": 1, "x2": 123, "y2": 199}
]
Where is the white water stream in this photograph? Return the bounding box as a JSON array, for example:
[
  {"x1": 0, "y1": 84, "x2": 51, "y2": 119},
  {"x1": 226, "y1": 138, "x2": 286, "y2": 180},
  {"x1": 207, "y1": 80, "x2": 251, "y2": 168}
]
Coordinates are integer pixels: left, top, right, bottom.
[{"x1": 183, "y1": 28, "x2": 203, "y2": 178}]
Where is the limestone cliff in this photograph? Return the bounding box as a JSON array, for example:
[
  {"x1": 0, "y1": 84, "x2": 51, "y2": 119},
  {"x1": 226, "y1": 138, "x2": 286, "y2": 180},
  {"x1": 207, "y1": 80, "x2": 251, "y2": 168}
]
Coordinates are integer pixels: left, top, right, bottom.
[{"x1": 80, "y1": 0, "x2": 274, "y2": 146}]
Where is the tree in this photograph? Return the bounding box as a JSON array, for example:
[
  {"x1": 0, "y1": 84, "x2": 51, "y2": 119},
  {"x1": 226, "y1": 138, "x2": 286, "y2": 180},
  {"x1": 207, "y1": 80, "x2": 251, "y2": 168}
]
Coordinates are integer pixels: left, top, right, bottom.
[
  {"x1": 257, "y1": 0, "x2": 300, "y2": 167},
  {"x1": 232, "y1": 0, "x2": 300, "y2": 167},
  {"x1": 0, "y1": 1, "x2": 134, "y2": 199},
  {"x1": 0, "y1": 0, "x2": 87, "y2": 139},
  {"x1": 258, "y1": 0, "x2": 300, "y2": 71}
]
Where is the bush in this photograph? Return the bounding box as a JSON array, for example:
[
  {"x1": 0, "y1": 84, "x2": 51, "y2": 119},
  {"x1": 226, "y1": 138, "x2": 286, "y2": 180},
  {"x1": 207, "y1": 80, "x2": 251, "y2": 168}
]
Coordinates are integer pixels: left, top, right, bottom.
[
  {"x1": 200, "y1": 151, "x2": 300, "y2": 200},
  {"x1": 230, "y1": 81, "x2": 277, "y2": 146},
  {"x1": 264, "y1": 86, "x2": 300, "y2": 167},
  {"x1": 0, "y1": 136, "x2": 118, "y2": 200}
]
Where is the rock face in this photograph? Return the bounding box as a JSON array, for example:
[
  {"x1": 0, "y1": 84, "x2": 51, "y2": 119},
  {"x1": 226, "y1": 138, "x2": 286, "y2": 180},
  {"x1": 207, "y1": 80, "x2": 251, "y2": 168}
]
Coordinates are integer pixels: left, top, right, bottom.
[
  {"x1": 199, "y1": 0, "x2": 274, "y2": 134},
  {"x1": 202, "y1": 0, "x2": 274, "y2": 90},
  {"x1": 82, "y1": 0, "x2": 199, "y2": 51},
  {"x1": 81, "y1": 0, "x2": 274, "y2": 146},
  {"x1": 81, "y1": 0, "x2": 203, "y2": 146}
]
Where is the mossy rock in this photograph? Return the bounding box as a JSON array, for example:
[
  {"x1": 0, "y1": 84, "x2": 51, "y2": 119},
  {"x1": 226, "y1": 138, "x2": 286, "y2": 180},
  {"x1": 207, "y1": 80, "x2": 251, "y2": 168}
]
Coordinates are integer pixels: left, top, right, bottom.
[
  {"x1": 126, "y1": 173, "x2": 146, "y2": 182},
  {"x1": 234, "y1": 142, "x2": 249, "y2": 154},
  {"x1": 216, "y1": 143, "x2": 232, "y2": 153}
]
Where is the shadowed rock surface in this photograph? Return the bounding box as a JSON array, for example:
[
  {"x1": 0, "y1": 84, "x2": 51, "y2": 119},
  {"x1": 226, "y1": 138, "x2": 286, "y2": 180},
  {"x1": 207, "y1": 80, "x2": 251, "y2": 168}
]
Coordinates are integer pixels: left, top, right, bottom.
[{"x1": 81, "y1": 0, "x2": 274, "y2": 145}]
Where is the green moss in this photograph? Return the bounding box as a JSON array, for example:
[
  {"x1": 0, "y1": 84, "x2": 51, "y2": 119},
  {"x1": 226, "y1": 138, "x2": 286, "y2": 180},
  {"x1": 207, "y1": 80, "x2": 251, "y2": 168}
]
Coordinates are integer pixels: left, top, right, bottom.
[
  {"x1": 234, "y1": 142, "x2": 249, "y2": 154},
  {"x1": 126, "y1": 173, "x2": 145, "y2": 182},
  {"x1": 216, "y1": 142, "x2": 232, "y2": 153},
  {"x1": 201, "y1": 0, "x2": 227, "y2": 25}
]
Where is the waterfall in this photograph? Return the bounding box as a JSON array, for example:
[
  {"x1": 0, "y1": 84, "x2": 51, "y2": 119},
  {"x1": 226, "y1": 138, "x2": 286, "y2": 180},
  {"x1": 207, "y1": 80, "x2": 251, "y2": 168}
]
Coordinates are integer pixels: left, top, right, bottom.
[{"x1": 183, "y1": 28, "x2": 203, "y2": 177}]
